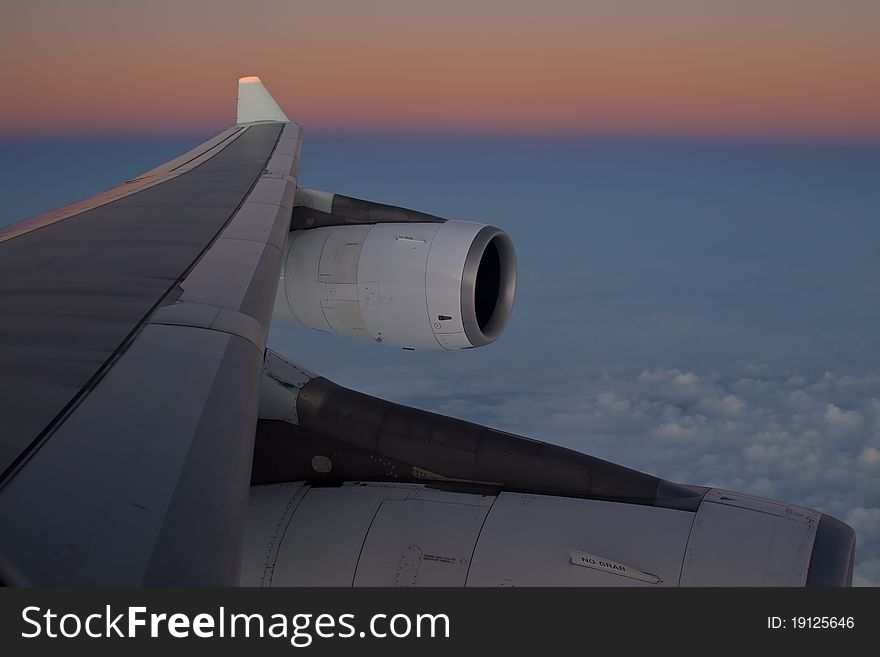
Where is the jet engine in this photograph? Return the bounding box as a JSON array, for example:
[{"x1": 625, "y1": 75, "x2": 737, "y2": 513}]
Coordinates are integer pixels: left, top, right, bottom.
[
  {"x1": 274, "y1": 189, "x2": 517, "y2": 349},
  {"x1": 243, "y1": 350, "x2": 857, "y2": 587}
]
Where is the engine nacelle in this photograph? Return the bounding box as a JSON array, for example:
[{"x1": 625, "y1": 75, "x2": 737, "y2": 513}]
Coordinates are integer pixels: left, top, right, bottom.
[
  {"x1": 275, "y1": 221, "x2": 517, "y2": 349},
  {"x1": 245, "y1": 350, "x2": 857, "y2": 588}
]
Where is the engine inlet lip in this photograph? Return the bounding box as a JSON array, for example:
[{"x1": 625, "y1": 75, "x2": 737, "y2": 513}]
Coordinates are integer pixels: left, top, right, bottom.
[{"x1": 460, "y1": 226, "x2": 517, "y2": 347}]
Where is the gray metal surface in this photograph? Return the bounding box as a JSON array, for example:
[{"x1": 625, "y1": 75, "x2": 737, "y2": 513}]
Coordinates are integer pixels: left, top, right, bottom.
[
  {"x1": 242, "y1": 481, "x2": 848, "y2": 587},
  {"x1": 805, "y1": 514, "x2": 856, "y2": 587},
  {"x1": 291, "y1": 189, "x2": 445, "y2": 230},
  {"x1": 0, "y1": 121, "x2": 299, "y2": 585},
  {"x1": 251, "y1": 371, "x2": 708, "y2": 511},
  {"x1": 0, "y1": 124, "x2": 282, "y2": 483},
  {"x1": 680, "y1": 491, "x2": 819, "y2": 586},
  {"x1": 0, "y1": 325, "x2": 258, "y2": 584},
  {"x1": 240, "y1": 482, "x2": 308, "y2": 587},
  {"x1": 466, "y1": 492, "x2": 693, "y2": 586},
  {"x1": 242, "y1": 483, "x2": 692, "y2": 587},
  {"x1": 354, "y1": 496, "x2": 491, "y2": 586},
  {"x1": 254, "y1": 484, "x2": 414, "y2": 587}
]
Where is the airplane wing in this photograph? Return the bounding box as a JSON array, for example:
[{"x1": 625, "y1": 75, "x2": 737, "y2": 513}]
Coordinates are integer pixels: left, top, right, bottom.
[
  {"x1": 0, "y1": 77, "x2": 855, "y2": 587},
  {"x1": 0, "y1": 77, "x2": 300, "y2": 585}
]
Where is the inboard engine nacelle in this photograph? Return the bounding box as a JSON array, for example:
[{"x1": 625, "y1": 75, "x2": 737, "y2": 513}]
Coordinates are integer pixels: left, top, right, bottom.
[{"x1": 275, "y1": 202, "x2": 517, "y2": 349}]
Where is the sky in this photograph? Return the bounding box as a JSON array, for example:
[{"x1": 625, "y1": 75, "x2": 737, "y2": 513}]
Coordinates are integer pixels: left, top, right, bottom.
[
  {"x1": 2, "y1": 0, "x2": 880, "y2": 139},
  {"x1": 1, "y1": 1, "x2": 878, "y2": 585}
]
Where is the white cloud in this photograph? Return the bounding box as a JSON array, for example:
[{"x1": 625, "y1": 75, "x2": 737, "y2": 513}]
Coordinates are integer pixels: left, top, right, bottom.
[
  {"x1": 824, "y1": 404, "x2": 865, "y2": 433},
  {"x1": 719, "y1": 394, "x2": 746, "y2": 415},
  {"x1": 638, "y1": 369, "x2": 677, "y2": 384},
  {"x1": 743, "y1": 443, "x2": 780, "y2": 462},
  {"x1": 787, "y1": 390, "x2": 813, "y2": 410},
  {"x1": 672, "y1": 372, "x2": 700, "y2": 385},
  {"x1": 853, "y1": 559, "x2": 880, "y2": 588},
  {"x1": 653, "y1": 421, "x2": 700, "y2": 442},
  {"x1": 597, "y1": 392, "x2": 631, "y2": 413},
  {"x1": 698, "y1": 393, "x2": 746, "y2": 417},
  {"x1": 858, "y1": 446, "x2": 880, "y2": 466},
  {"x1": 846, "y1": 507, "x2": 880, "y2": 542}
]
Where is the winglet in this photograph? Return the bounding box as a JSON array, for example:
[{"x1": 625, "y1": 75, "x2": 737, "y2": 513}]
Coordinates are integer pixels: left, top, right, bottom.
[{"x1": 236, "y1": 76, "x2": 289, "y2": 124}]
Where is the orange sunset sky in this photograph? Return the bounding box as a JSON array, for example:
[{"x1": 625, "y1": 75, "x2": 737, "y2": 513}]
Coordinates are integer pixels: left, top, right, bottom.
[{"x1": 1, "y1": 0, "x2": 879, "y2": 139}]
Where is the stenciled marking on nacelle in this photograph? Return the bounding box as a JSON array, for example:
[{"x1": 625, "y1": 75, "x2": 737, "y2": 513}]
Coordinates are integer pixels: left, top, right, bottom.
[{"x1": 568, "y1": 548, "x2": 663, "y2": 584}]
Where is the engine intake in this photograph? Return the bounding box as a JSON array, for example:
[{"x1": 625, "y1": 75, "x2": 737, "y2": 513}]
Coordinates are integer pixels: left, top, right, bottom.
[{"x1": 462, "y1": 225, "x2": 516, "y2": 346}]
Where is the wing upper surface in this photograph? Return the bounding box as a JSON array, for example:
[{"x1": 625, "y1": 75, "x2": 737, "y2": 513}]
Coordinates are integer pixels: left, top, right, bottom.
[{"x1": 0, "y1": 102, "x2": 301, "y2": 584}]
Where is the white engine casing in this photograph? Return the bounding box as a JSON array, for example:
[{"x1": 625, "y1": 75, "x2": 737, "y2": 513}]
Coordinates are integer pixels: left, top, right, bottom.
[
  {"x1": 242, "y1": 482, "x2": 822, "y2": 587},
  {"x1": 275, "y1": 221, "x2": 516, "y2": 349}
]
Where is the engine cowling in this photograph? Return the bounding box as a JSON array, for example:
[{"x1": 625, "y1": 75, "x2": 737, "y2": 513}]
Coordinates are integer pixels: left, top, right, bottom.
[{"x1": 275, "y1": 221, "x2": 517, "y2": 349}]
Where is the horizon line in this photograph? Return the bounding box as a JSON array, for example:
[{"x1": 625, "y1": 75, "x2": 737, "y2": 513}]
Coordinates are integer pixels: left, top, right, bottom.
[{"x1": 2, "y1": 125, "x2": 880, "y2": 147}]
